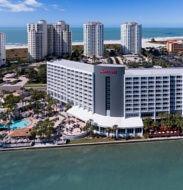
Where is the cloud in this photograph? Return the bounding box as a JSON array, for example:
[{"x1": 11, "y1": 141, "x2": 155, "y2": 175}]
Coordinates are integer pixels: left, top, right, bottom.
[
  {"x1": 0, "y1": 0, "x2": 42, "y2": 12},
  {"x1": 51, "y1": 4, "x2": 65, "y2": 12}
]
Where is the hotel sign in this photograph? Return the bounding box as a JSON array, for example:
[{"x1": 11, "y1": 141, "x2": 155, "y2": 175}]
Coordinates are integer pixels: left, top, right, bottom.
[{"x1": 100, "y1": 70, "x2": 117, "y2": 75}]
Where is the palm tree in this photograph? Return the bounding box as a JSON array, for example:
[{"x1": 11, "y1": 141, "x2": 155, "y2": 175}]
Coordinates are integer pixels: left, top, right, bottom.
[
  {"x1": 143, "y1": 117, "x2": 153, "y2": 132},
  {"x1": 158, "y1": 112, "x2": 169, "y2": 119},
  {"x1": 113, "y1": 125, "x2": 118, "y2": 139},
  {"x1": 106, "y1": 127, "x2": 111, "y2": 137},
  {"x1": 164, "y1": 114, "x2": 173, "y2": 129},
  {"x1": 46, "y1": 95, "x2": 57, "y2": 116},
  {"x1": 152, "y1": 120, "x2": 158, "y2": 130},
  {"x1": 33, "y1": 119, "x2": 54, "y2": 139},
  {"x1": 92, "y1": 55, "x2": 96, "y2": 63},
  {"x1": 85, "y1": 120, "x2": 95, "y2": 136},
  {"x1": 174, "y1": 114, "x2": 183, "y2": 129}
]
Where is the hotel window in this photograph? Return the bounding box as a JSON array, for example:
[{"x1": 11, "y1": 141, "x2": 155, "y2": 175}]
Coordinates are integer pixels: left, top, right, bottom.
[
  {"x1": 106, "y1": 77, "x2": 111, "y2": 111},
  {"x1": 135, "y1": 128, "x2": 142, "y2": 133},
  {"x1": 118, "y1": 129, "x2": 125, "y2": 134},
  {"x1": 127, "y1": 129, "x2": 134, "y2": 134}
]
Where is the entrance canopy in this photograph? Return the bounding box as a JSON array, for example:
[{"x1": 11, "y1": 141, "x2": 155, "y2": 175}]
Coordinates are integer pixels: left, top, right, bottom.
[{"x1": 67, "y1": 106, "x2": 143, "y2": 129}]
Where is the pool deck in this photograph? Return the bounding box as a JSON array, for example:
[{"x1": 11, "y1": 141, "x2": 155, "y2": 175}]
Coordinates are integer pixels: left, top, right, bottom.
[
  {"x1": 0, "y1": 118, "x2": 33, "y2": 130},
  {"x1": 1, "y1": 136, "x2": 183, "y2": 152}
]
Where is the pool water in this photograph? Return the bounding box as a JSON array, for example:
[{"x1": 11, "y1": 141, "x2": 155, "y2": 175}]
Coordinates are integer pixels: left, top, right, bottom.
[{"x1": 0, "y1": 119, "x2": 31, "y2": 130}]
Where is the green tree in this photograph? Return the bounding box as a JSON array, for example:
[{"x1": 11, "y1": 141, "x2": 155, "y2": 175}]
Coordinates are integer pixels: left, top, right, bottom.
[
  {"x1": 3, "y1": 94, "x2": 21, "y2": 112},
  {"x1": 31, "y1": 119, "x2": 54, "y2": 139},
  {"x1": 85, "y1": 119, "x2": 95, "y2": 136},
  {"x1": 143, "y1": 118, "x2": 153, "y2": 132}
]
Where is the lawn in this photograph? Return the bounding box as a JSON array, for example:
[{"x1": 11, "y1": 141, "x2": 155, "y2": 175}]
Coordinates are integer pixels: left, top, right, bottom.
[
  {"x1": 69, "y1": 137, "x2": 116, "y2": 144},
  {"x1": 24, "y1": 83, "x2": 47, "y2": 89}
]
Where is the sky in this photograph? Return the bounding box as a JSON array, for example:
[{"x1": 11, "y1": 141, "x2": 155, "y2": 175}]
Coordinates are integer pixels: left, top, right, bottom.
[{"x1": 0, "y1": 0, "x2": 183, "y2": 27}]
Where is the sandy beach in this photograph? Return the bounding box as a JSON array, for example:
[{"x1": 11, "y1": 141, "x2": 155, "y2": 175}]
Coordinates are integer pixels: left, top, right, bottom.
[{"x1": 5, "y1": 36, "x2": 183, "y2": 50}]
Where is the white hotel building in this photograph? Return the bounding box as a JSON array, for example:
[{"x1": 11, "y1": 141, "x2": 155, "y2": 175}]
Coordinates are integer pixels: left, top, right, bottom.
[
  {"x1": 47, "y1": 60, "x2": 183, "y2": 137},
  {"x1": 0, "y1": 33, "x2": 6, "y2": 66}
]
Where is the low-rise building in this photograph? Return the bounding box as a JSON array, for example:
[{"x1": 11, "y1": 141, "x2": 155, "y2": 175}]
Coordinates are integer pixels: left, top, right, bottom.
[{"x1": 166, "y1": 40, "x2": 183, "y2": 53}]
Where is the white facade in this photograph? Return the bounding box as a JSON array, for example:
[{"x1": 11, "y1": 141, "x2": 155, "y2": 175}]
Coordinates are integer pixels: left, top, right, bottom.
[
  {"x1": 28, "y1": 20, "x2": 71, "y2": 62},
  {"x1": 27, "y1": 20, "x2": 48, "y2": 62},
  {"x1": 121, "y1": 22, "x2": 142, "y2": 54},
  {"x1": 124, "y1": 68, "x2": 183, "y2": 118},
  {"x1": 0, "y1": 33, "x2": 6, "y2": 66},
  {"x1": 47, "y1": 60, "x2": 94, "y2": 112},
  {"x1": 47, "y1": 60, "x2": 183, "y2": 137},
  {"x1": 83, "y1": 22, "x2": 104, "y2": 58}
]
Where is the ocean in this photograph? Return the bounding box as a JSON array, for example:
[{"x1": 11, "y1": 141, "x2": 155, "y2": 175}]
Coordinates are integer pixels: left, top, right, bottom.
[
  {"x1": 1, "y1": 27, "x2": 183, "y2": 44},
  {"x1": 1, "y1": 141, "x2": 183, "y2": 190}
]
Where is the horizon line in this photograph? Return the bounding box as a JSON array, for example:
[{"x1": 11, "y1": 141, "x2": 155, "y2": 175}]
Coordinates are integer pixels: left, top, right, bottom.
[{"x1": 1, "y1": 25, "x2": 183, "y2": 28}]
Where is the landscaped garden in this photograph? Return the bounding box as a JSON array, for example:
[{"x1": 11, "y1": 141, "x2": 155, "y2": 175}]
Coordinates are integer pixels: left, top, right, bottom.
[{"x1": 143, "y1": 113, "x2": 183, "y2": 138}]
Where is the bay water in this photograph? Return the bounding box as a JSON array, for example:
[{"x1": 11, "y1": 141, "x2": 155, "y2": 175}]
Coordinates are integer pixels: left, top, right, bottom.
[
  {"x1": 1, "y1": 141, "x2": 183, "y2": 190},
  {"x1": 1, "y1": 27, "x2": 183, "y2": 44}
]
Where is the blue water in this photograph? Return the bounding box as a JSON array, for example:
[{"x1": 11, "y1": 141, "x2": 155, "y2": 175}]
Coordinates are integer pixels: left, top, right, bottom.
[
  {"x1": 0, "y1": 140, "x2": 183, "y2": 190},
  {"x1": 0, "y1": 119, "x2": 31, "y2": 130},
  {"x1": 1, "y1": 27, "x2": 183, "y2": 44}
]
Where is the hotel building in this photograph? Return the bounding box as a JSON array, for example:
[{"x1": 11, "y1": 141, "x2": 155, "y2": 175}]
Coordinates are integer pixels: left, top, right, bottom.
[
  {"x1": 0, "y1": 33, "x2": 6, "y2": 66},
  {"x1": 47, "y1": 60, "x2": 183, "y2": 137},
  {"x1": 83, "y1": 22, "x2": 104, "y2": 58},
  {"x1": 121, "y1": 22, "x2": 142, "y2": 54},
  {"x1": 27, "y1": 20, "x2": 71, "y2": 62},
  {"x1": 166, "y1": 40, "x2": 183, "y2": 54}
]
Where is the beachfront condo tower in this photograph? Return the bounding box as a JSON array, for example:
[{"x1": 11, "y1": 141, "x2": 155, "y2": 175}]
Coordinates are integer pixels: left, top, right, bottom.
[
  {"x1": 28, "y1": 20, "x2": 72, "y2": 62},
  {"x1": 0, "y1": 33, "x2": 6, "y2": 66},
  {"x1": 53, "y1": 21, "x2": 72, "y2": 57},
  {"x1": 83, "y1": 22, "x2": 104, "y2": 58},
  {"x1": 47, "y1": 21, "x2": 72, "y2": 57},
  {"x1": 121, "y1": 22, "x2": 142, "y2": 54},
  {"x1": 27, "y1": 20, "x2": 48, "y2": 62}
]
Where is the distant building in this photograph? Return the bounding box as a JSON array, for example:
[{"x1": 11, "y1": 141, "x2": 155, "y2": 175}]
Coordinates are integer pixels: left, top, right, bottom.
[
  {"x1": 27, "y1": 20, "x2": 72, "y2": 62},
  {"x1": 53, "y1": 21, "x2": 72, "y2": 57},
  {"x1": 47, "y1": 24, "x2": 54, "y2": 56},
  {"x1": 166, "y1": 40, "x2": 183, "y2": 53},
  {"x1": 83, "y1": 22, "x2": 104, "y2": 58},
  {"x1": 0, "y1": 33, "x2": 6, "y2": 66},
  {"x1": 121, "y1": 22, "x2": 142, "y2": 54},
  {"x1": 27, "y1": 20, "x2": 48, "y2": 62}
]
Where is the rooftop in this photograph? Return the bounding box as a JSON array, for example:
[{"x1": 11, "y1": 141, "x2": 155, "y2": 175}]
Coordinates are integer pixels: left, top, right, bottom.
[
  {"x1": 84, "y1": 21, "x2": 103, "y2": 25},
  {"x1": 126, "y1": 67, "x2": 183, "y2": 76},
  {"x1": 68, "y1": 106, "x2": 143, "y2": 129},
  {"x1": 98, "y1": 64, "x2": 125, "y2": 68},
  {"x1": 48, "y1": 60, "x2": 183, "y2": 77},
  {"x1": 9, "y1": 128, "x2": 31, "y2": 138},
  {"x1": 47, "y1": 60, "x2": 94, "y2": 74}
]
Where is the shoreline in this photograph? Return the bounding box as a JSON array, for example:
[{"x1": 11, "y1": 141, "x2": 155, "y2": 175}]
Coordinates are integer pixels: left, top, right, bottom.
[
  {"x1": 5, "y1": 36, "x2": 183, "y2": 50},
  {"x1": 1, "y1": 136, "x2": 183, "y2": 152}
]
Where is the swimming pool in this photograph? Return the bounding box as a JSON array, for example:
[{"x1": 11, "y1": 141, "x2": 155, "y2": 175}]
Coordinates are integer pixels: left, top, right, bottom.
[{"x1": 0, "y1": 119, "x2": 31, "y2": 130}]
